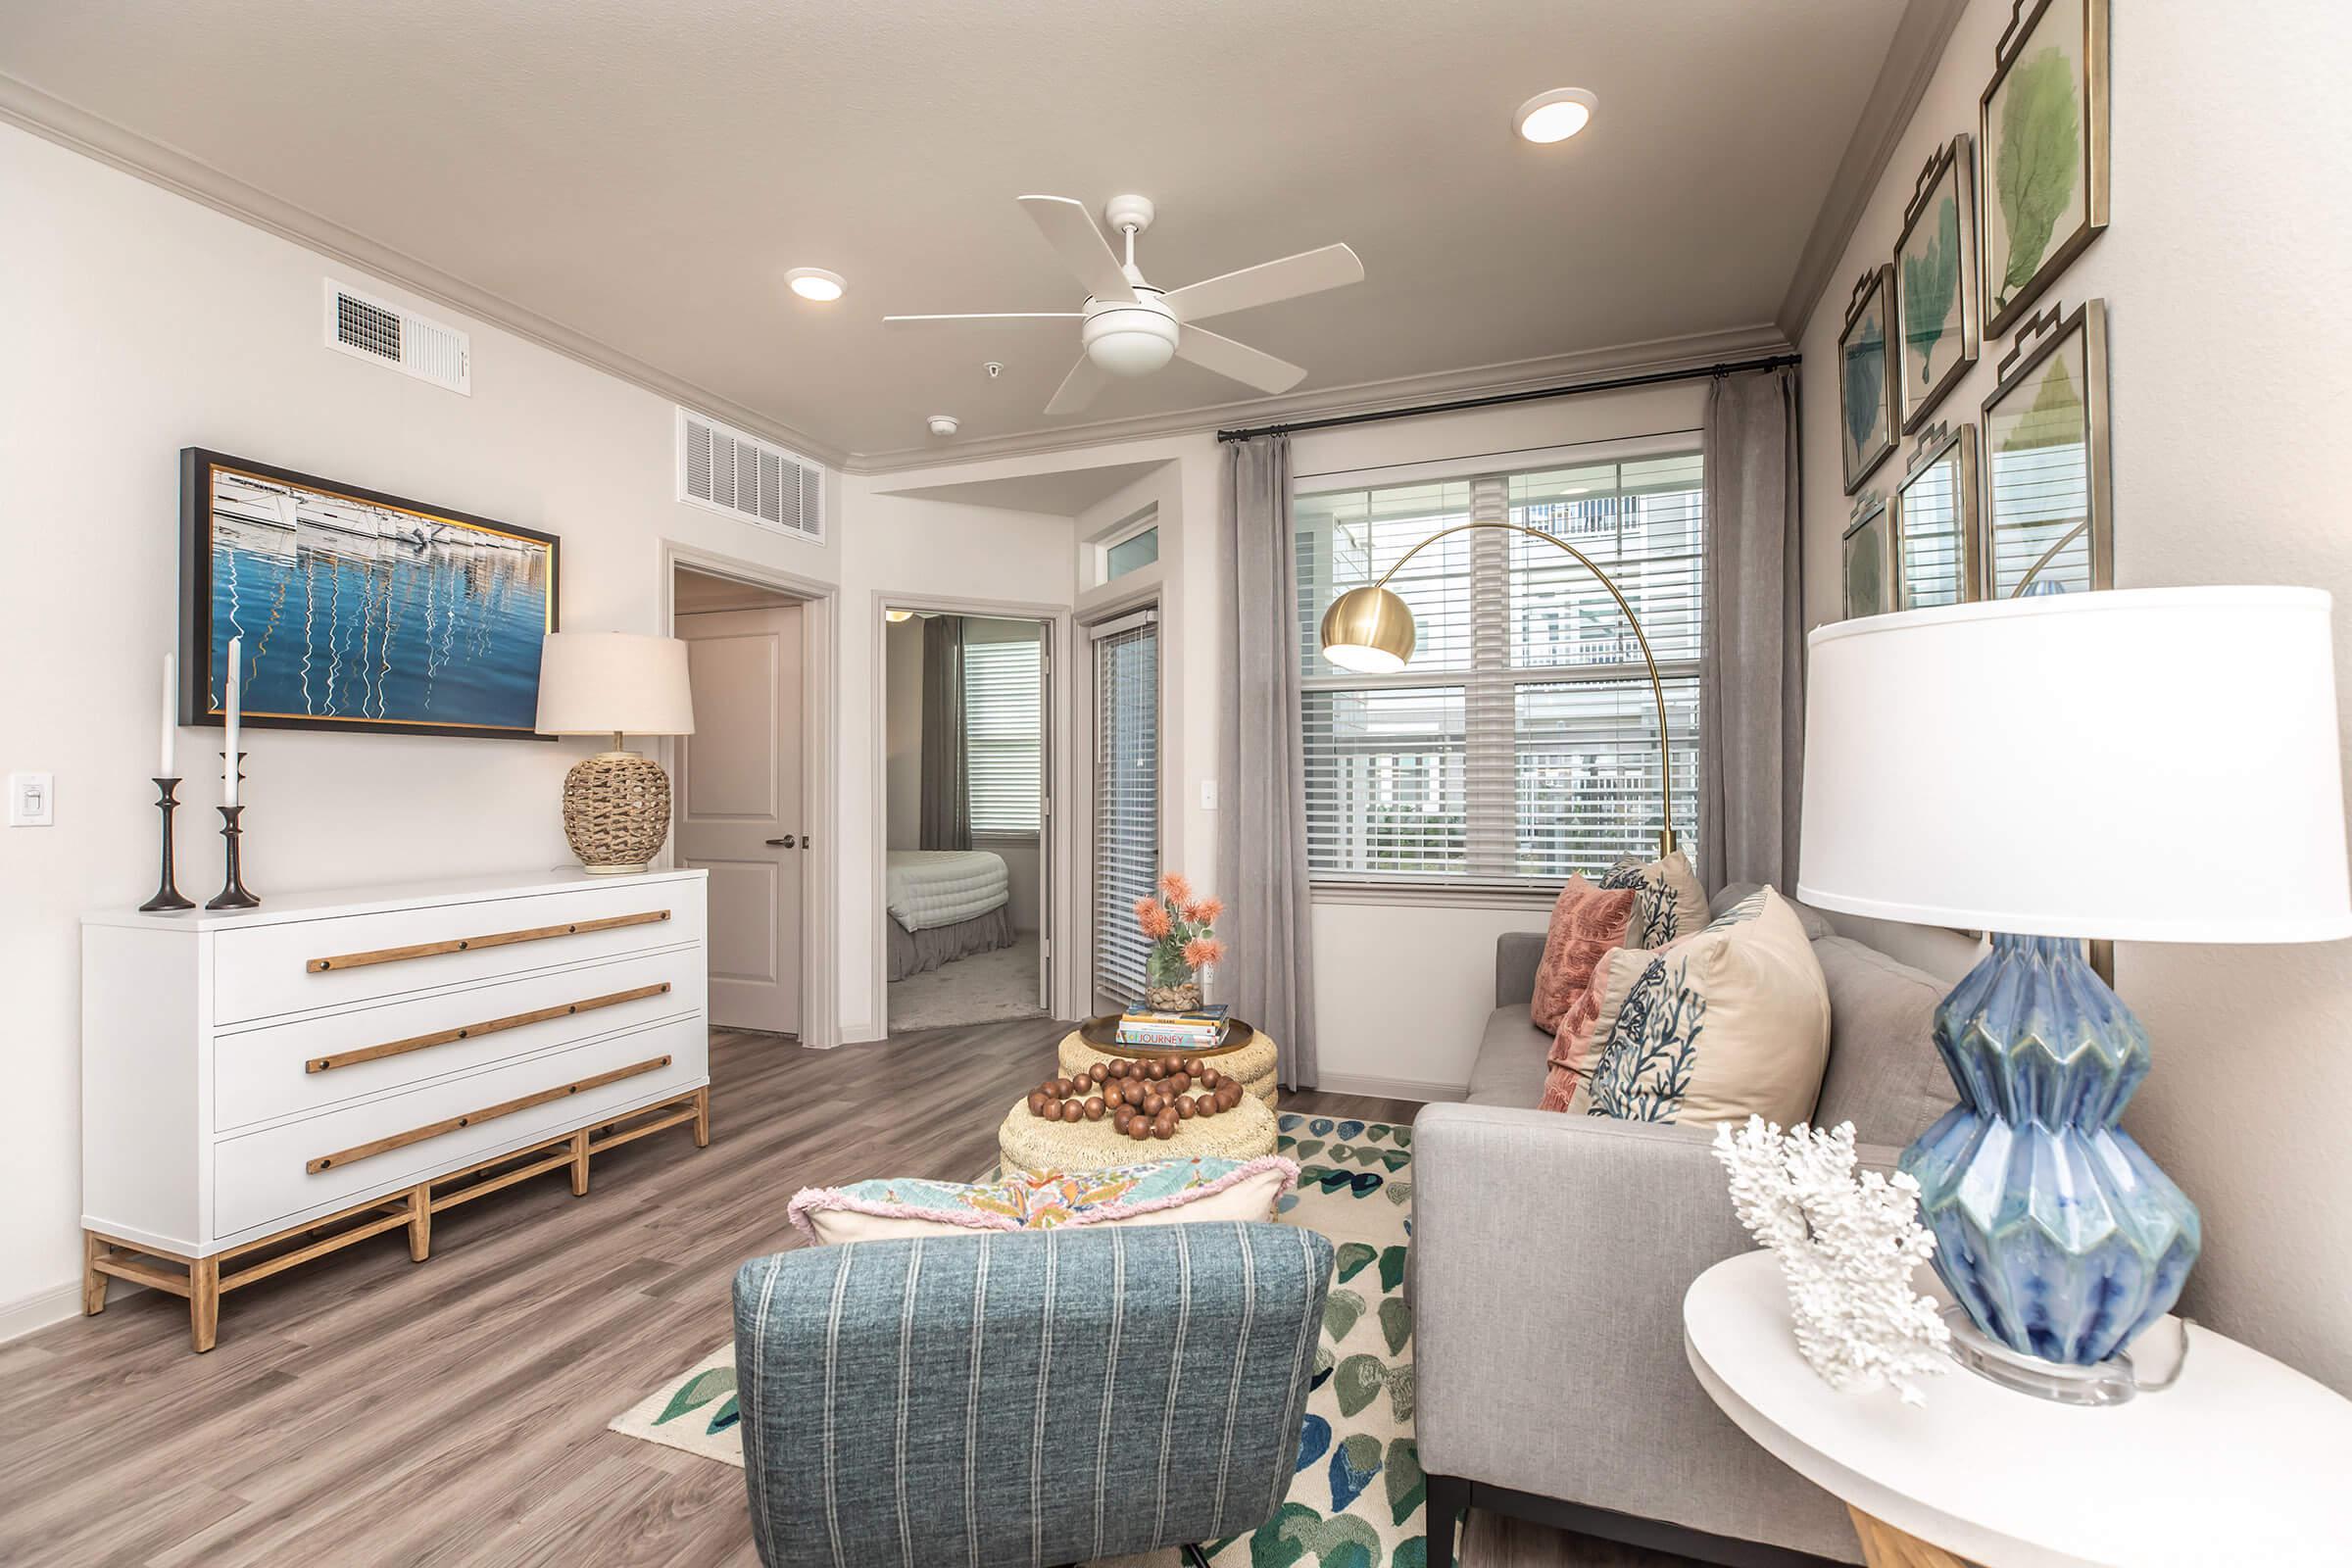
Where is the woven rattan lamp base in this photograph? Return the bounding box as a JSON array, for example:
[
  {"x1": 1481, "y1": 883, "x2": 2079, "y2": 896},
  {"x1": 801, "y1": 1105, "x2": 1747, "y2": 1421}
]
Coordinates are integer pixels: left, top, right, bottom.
[{"x1": 562, "y1": 750, "x2": 672, "y2": 874}]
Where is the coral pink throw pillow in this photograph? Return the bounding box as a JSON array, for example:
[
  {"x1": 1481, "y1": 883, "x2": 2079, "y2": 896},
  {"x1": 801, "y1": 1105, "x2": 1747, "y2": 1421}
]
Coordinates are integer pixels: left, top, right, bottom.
[{"x1": 1530, "y1": 876, "x2": 1638, "y2": 1033}]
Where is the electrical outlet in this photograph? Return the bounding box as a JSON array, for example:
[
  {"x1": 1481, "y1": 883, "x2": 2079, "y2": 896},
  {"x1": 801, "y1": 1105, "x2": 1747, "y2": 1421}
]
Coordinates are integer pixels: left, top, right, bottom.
[{"x1": 9, "y1": 771, "x2": 55, "y2": 826}]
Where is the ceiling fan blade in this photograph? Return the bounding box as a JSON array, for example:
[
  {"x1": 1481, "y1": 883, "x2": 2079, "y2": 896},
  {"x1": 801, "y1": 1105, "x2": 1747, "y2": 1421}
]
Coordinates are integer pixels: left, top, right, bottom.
[
  {"x1": 1018, "y1": 195, "x2": 1136, "y2": 302},
  {"x1": 1161, "y1": 243, "x2": 1364, "y2": 323},
  {"x1": 882, "y1": 313, "x2": 1084, "y2": 326},
  {"x1": 1045, "y1": 354, "x2": 1108, "y2": 416},
  {"x1": 1175, "y1": 325, "x2": 1307, "y2": 395}
]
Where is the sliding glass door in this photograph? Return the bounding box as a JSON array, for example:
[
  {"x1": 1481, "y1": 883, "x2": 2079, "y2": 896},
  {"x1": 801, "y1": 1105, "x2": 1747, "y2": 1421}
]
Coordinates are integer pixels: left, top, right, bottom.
[{"x1": 1090, "y1": 611, "x2": 1158, "y2": 1011}]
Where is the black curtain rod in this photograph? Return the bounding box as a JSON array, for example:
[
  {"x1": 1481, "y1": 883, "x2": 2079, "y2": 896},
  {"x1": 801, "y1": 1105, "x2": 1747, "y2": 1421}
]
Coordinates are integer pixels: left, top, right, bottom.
[{"x1": 1215, "y1": 352, "x2": 1800, "y2": 444}]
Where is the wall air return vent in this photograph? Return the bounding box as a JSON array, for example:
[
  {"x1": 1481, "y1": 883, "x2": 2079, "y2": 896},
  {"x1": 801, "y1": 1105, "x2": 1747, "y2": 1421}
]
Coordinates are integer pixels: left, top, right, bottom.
[
  {"x1": 322, "y1": 279, "x2": 471, "y2": 394},
  {"x1": 676, "y1": 407, "x2": 826, "y2": 544}
]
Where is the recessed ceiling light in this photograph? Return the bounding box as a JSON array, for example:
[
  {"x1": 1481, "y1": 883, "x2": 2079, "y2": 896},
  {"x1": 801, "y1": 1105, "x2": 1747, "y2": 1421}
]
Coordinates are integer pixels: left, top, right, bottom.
[
  {"x1": 1516, "y1": 88, "x2": 1597, "y2": 144},
  {"x1": 785, "y1": 267, "x2": 847, "y2": 303}
]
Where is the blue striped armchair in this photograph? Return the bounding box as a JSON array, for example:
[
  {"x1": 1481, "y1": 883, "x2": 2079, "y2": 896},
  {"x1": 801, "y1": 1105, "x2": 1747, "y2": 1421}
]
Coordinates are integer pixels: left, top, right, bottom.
[{"x1": 732, "y1": 1221, "x2": 1332, "y2": 1568}]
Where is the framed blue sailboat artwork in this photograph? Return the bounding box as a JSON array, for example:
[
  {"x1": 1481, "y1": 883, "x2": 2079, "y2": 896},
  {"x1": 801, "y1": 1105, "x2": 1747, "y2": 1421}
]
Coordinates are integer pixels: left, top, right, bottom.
[{"x1": 176, "y1": 449, "x2": 561, "y2": 741}]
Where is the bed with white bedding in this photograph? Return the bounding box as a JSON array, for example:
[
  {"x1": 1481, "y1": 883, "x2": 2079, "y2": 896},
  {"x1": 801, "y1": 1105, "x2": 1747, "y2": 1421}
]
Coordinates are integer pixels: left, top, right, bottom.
[{"x1": 885, "y1": 849, "x2": 1016, "y2": 981}]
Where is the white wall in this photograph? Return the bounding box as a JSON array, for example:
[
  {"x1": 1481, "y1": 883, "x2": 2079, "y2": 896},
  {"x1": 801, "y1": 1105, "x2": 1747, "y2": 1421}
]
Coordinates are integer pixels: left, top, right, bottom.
[
  {"x1": 1793, "y1": 1, "x2": 2352, "y2": 1392},
  {"x1": 0, "y1": 122, "x2": 840, "y2": 1332}
]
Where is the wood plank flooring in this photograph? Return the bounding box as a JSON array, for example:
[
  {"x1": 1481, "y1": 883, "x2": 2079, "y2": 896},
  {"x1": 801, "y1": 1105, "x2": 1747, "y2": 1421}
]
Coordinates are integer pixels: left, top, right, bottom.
[{"x1": 0, "y1": 1020, "x2": 1424, "y2": 1567}]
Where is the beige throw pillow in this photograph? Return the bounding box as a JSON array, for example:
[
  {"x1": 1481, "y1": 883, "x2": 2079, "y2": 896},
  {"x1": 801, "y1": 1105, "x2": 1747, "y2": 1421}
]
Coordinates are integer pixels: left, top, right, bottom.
[
  {"x1": 1601, "y1": 850, "x2": 1709, "y2": 949},
  {"x1": 1584, "y1": 887, "x2": 1831, "y2": 1128}
]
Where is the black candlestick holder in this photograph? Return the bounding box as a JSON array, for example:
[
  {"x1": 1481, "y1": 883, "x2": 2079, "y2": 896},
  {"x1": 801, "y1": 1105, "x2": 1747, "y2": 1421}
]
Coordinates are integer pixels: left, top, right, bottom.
[
  {"x1": 207, "y1": 762, "x2": 260, "y2": 910},
  {"x1": 139, "y1": 776, "x2": 196, "y2": 911}
]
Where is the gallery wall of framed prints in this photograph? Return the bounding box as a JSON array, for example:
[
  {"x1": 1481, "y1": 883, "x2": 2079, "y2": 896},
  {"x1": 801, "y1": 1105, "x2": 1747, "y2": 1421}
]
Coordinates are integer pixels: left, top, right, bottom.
[{"x1": 1834, "y1": 0, "x2": 2111, "y2": 620}]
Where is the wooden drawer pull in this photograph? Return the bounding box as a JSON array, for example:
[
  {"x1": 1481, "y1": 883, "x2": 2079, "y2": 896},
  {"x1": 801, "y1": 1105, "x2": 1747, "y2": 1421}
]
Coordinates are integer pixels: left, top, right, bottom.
[
  {"x1": 307, "y1": 909, "x2": 671, "y2": 973},
  {"x1": 305, "y1": 983, "x2": 673, "y2": 1073},
  {"x1": 306, "y1": 1056, "x2": 672, "y2": 1174}
]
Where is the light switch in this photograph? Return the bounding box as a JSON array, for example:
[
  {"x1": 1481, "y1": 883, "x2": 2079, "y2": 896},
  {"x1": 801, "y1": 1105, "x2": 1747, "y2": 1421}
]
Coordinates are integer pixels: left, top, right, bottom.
[{"x1": 9, "y1": 771, "x2": 55, "y2": 826}]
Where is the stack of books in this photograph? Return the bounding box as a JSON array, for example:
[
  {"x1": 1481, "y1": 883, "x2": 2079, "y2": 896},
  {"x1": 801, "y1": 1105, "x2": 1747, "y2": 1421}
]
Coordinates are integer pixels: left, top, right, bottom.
[{"x1": 1115, "y1": 1003, "x2": 1230, "y2": 1051}]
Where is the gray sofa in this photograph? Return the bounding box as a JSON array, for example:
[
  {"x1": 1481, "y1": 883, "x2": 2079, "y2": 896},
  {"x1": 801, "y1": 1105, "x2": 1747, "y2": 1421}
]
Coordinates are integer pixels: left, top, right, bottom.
[{"x1": 1412, "y1": 885, "x2": 1961, "y2": 1567}]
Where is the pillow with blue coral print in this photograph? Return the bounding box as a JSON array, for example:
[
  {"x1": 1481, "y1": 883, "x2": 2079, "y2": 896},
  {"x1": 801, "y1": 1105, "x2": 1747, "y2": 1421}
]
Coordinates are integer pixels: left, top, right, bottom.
[
  {"x1": 1586, "y1": 887, "x2": 1830, "y2": 1128},
  {"x1": 787, "y1": 1154, "x2": 1298, "y2": 1246},
  {"x1": 1599, "y1": 850, "x2": 1709, "y2": 950}
]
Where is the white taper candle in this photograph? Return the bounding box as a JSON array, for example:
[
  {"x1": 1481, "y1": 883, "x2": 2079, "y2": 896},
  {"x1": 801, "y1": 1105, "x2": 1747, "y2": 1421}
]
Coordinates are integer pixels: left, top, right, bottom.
[
  {"x1": 222, "y1": 636, "x2": 242, "y2": 807},
  {"x1": 161, "y1": 653, "x2": 176, "y2": 777}
]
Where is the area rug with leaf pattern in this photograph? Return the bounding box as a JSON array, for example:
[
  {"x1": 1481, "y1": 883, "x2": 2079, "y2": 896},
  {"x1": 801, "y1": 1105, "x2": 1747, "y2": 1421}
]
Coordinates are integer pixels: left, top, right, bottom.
[{"x1": 609, "y1": 1111, "x2": 1423, "y2": 1567}]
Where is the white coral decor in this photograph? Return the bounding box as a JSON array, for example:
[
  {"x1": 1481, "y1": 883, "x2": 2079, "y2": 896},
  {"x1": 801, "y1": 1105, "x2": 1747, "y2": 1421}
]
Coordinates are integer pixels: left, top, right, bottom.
[{"x1": 1711, "y1": 1116, "x2": 1950, "y2": 1404}]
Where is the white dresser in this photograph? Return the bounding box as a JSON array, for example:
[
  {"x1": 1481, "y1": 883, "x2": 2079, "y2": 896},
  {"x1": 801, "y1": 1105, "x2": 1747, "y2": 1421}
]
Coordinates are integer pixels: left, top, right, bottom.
[{"x1": 81, "y1": 867, "x2": 710, "y2": 1350}]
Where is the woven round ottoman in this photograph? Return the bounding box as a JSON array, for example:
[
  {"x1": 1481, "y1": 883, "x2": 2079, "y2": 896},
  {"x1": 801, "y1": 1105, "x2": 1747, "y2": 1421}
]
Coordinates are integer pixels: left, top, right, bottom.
[
  {"x1": 1056, "y1": 1028, "x2": 1281, "y2": 1112},
  {"x1": 998, "y1": 1090, "x2": 1280, "y2": 1178}
]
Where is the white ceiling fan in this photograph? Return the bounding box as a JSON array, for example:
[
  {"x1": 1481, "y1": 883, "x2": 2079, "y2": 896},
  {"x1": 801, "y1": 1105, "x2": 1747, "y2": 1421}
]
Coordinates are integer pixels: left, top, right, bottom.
[{"x1": 884, "y1": 193, "x2": 1364, "y2": 416}]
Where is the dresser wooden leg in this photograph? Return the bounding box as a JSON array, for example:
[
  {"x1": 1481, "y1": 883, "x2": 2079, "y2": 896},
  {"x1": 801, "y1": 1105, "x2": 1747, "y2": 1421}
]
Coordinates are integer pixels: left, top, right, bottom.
[
  {"x1": 570, "y1": 1128, "x2": 593, "y2": 1195},
  {"x1": 692, "y1": 1085, "x2": 710, "y2": 1149},
  {"x1": 82, "y1": 1233, "x2": 110, "y2": 1315},
  {"x1": 1848, "y1": 1506, "x2": 1976, "y2": 1568},
  {"x1": 407, "y1": 1186, "x2": 432, "y2": 1260},
  {"x1": 189, "y1": 1257, "x2": 220, "y2": 1353}
]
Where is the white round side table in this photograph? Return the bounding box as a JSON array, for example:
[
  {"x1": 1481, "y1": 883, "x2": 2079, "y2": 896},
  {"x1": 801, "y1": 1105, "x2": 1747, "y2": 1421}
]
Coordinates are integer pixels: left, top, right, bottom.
[{"x1": 1683, "y1": 1250, "x2": 2352, "y2": 1567}]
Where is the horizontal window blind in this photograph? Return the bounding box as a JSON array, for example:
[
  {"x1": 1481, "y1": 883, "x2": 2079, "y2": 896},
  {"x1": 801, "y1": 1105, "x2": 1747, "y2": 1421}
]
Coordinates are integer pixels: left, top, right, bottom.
[
  {"x1": 963, "y1": 638, "x2": 1042, "y2": 835},
  {"x1": 1093, "y1": 618, "x2": 1158, "y2": 1004},
  {"x1": 1298, "y1": 452, "x2": 1705, "y2": 888}
]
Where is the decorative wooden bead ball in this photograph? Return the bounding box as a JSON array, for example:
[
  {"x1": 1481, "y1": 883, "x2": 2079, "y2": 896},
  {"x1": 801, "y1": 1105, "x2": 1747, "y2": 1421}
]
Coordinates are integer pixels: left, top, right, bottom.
[
  {"x1": 1085, "y1": 1096, "x2": 1105, "y2": 1120},
  {"x1": 1129, "y1": 1116, "x2": 1152, "y2": 1141},
  {"x1": 1090, "y1": 1063, "x2": 1108, "y2": 1084},
  {"x1": 1153, "y1": 1108, "x2": 1178, "y2": 1138},
  {"x1": 1145, "y1": 1060, "x2": 1166, "y2": 1081},
  {"x1": 1175, "y1": 1096, "x2": 1195, "y2": 1119},
  {"x1": 1200, "y1": 1068, "x2": 1221, "y2": 1090}
]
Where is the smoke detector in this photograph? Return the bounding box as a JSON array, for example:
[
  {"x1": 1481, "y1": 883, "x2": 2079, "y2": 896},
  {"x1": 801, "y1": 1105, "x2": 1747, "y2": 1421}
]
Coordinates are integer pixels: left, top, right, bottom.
[{"x1": 926, "y1": 415, "x2": 960, "y2": 437}]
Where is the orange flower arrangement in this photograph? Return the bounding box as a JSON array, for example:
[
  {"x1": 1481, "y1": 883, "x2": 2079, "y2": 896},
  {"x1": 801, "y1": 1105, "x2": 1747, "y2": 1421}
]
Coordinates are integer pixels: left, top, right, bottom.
[{"x1": 1136, "y1": 873, "x2": 1222, "y2": 1004}]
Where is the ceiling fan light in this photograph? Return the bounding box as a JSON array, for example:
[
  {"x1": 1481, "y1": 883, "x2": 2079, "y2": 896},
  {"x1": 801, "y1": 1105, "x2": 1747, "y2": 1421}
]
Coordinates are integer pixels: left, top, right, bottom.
[
  {"x1": 1081, "y1": 302, "x2": 1180, "y2": 377},
  {"x1": 1516, "y1": 87, "x2": 1597, "y2": 144}
]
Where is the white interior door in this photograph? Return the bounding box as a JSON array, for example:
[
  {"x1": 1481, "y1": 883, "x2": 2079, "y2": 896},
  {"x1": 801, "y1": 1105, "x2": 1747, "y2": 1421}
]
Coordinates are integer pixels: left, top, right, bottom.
[{"x1": 676, "y1": 604, "x2": 804, "y2": 1034}]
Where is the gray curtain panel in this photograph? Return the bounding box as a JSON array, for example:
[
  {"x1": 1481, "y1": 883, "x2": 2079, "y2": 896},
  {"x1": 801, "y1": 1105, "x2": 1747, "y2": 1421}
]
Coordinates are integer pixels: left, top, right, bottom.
[
  {"x1": 1216, "y1": 435, "x2": 1318, "y2": 1090},
  {"x1": 1697, "y1": 365, "x2": 1803, "y2": 894},
  {"x1": 919, "y1": 615, "x2": 971, "y2": 852}
]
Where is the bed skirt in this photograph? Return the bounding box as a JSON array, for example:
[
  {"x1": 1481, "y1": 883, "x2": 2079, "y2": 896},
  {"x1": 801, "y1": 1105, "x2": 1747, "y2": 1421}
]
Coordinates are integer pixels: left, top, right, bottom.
[{"x1": 887, "y1": 905, "x2": 1016, "y2": 982}]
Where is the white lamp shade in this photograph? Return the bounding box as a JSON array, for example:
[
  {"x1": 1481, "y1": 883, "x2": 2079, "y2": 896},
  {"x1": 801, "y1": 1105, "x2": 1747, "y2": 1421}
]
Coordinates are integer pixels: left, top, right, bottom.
[
  {"x1": 534, "y1": 632, "x2": 696, "y2": 738},
  {"x1": 1798, "y1": 588, "x2": 2352, "y2": 944}
]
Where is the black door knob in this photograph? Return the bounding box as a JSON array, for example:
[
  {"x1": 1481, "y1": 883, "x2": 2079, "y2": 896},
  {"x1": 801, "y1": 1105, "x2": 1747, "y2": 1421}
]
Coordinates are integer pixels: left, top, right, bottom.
[{"x1": 764, "y1": 835, "x2": 798, "y2": 848}]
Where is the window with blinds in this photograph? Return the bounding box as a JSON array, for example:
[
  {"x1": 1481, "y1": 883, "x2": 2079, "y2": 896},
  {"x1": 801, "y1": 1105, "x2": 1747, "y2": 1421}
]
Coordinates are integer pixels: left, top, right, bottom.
[
  {"x1": 1295, "y1": 452, "x2": 1703, "y2": 889},
  {"x1": 964, "y1": 637, "x2": 1043, "y2": 835},
  {"x1": 1092, "y1": 615, "x2": 1159, "y2": 1004}
]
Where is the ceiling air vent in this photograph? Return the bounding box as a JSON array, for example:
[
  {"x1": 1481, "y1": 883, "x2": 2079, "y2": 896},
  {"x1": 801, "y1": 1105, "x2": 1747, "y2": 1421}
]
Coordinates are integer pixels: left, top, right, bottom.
[
  {"x1": 322, "y1": 279, "x2": 471, "y2": 395},
  {"x1": 676, "y1": 408, "x2": 826, "y2": 543}
]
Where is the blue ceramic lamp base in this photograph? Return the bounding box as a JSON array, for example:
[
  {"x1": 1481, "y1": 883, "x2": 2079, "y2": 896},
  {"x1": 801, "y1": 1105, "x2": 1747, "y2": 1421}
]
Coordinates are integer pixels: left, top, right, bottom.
[{"x1": 1900, "y1": 933, "x2": 2201, "y2": 1392}]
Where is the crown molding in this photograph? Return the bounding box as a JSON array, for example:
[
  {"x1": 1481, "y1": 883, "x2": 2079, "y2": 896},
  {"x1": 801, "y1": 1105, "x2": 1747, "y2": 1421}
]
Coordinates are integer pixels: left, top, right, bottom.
[
  {"x1": 0, "y1": 70, "x2": 848, "y2": 468},
  {"x1": 842, "y1": 322, "x2": 1790, "y2": 474},
  {"x1": 1776, "y1": 0, "x2": 1973, "y2": 342}
]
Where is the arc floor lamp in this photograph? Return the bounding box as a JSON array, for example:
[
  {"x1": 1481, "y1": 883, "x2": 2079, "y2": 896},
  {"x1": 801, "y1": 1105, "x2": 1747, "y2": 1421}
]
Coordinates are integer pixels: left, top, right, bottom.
[{"x1": 1318, "y1": 522, "x2": 1678, "y2": 858}]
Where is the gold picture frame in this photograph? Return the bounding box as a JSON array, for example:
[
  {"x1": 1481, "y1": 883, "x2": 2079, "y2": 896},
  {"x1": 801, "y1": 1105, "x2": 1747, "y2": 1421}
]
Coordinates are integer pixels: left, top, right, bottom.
[
  {"x1": 1981, "y1": 299, "x2": 2112, "y2": 599},
  {"x1": 1840, "y1": 493, "x2": 1895, "y2": 620},
  {"x1": 1894, "y1": 135, "x2": 1981, "y2": 433},
  {"x1": 1980, "y1": 0, "x2": 2110, "y2": 339},
  {"x1": 1838, "y1": 265, "x2": 1898, "y2": 494},
  {"x1": 1891, "y1": 421, "x2": 1981, "y2": 610}
]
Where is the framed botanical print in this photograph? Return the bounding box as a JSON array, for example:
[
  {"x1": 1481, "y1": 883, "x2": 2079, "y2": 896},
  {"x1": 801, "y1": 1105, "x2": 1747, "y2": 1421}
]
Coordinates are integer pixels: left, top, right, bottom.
[
  {"x1": 1980, "y1": 0, "x2": 2109, "y2": 338},
  {"x1": 1894, "y1": 135, "x2": 1981, "y2": 432},
  {"x1": 1838, "y1": 265, "x2": 1898, "y2": 494},
  {"x1": 1840, "y1": 494, "x2": 1895, "y2": 620},
  {"x1": 1982, "y1": 299, "x2": 2111, "y2": 598},
  {"x1": 1891, "y1": 422, "x2": 1980, "y2": 609}
]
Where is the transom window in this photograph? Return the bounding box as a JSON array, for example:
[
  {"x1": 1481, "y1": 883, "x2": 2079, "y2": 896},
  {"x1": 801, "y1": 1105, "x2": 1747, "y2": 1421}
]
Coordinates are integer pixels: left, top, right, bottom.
[{"x1": 1294, "y1": 451, "x2": 1703, "y2": 889}]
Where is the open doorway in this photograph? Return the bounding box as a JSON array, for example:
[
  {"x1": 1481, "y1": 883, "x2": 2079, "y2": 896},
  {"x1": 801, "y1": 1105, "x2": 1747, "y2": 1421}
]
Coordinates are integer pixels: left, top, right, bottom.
[
  {"x1": 672, "y1": 564, "x2": 815, "y2": 1039},
  {"x1": 882, "y1": 608, "x2": 1050, "y2": 1032}
]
